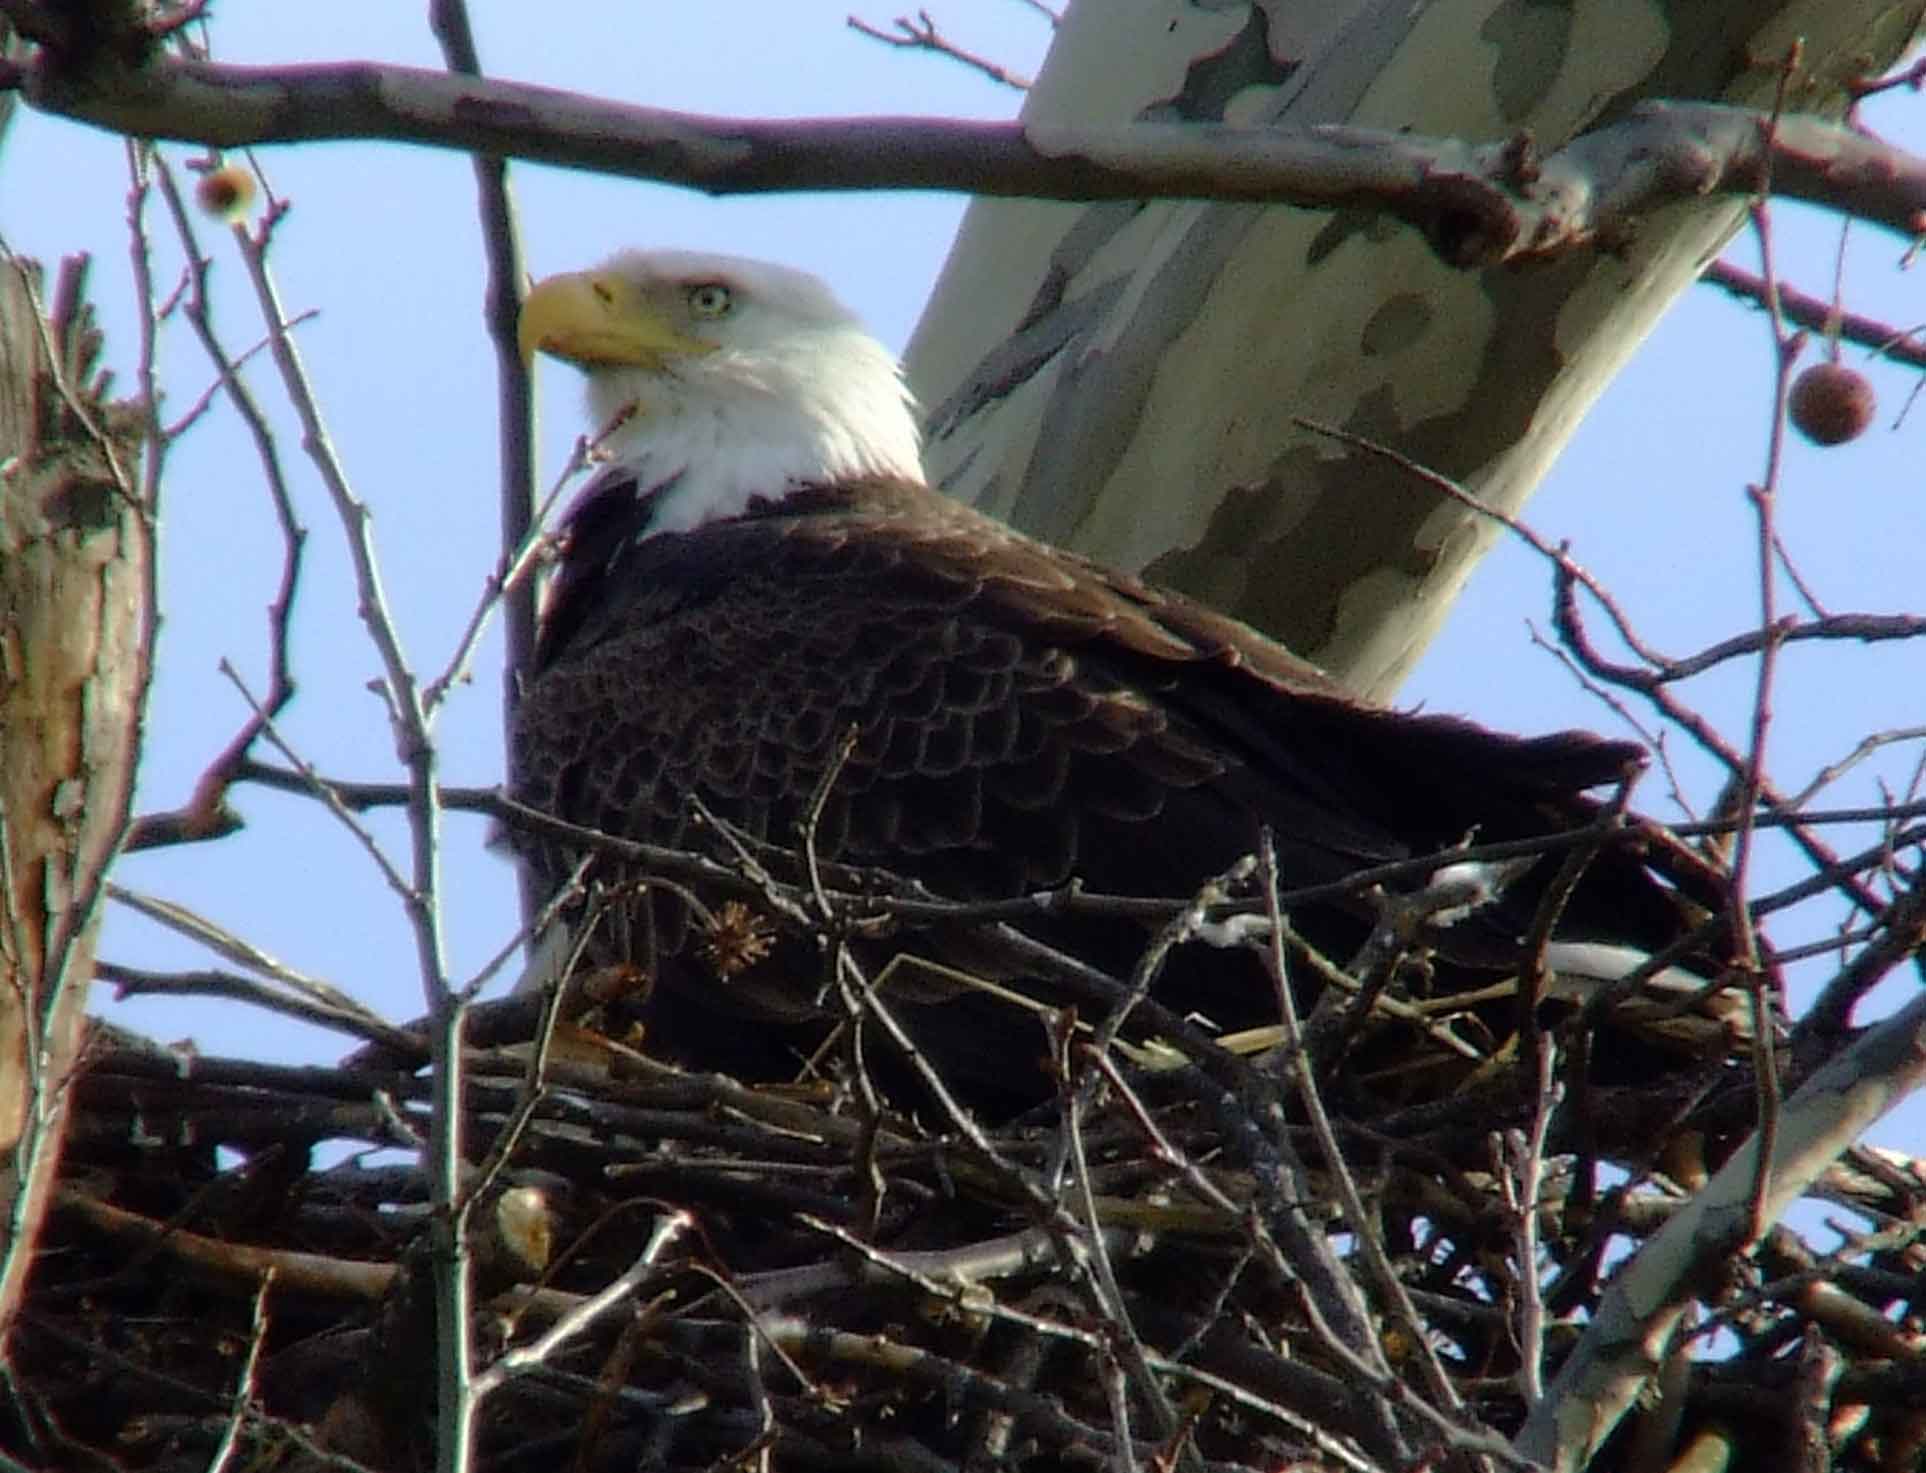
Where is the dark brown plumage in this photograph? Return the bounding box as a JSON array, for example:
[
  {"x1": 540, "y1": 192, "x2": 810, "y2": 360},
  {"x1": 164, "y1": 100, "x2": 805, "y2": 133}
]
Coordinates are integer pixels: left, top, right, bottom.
[{"x1": 512, "y1": 469, "x2": 1723, "y2": 1108}]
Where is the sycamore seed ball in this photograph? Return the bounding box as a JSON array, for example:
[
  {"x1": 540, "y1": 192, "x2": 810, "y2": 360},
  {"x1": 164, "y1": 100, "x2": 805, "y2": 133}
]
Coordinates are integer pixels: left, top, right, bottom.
[
  {"x1": 1789, "y1": 360, "x2": 1876, "y2": 447},
  {"x1": 194, "y1": 165, "x2": 256, "y2": 224}
]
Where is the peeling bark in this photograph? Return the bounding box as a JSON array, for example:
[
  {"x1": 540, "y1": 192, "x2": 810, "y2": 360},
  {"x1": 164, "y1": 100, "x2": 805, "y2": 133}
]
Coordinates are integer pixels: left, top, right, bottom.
[
  {"x1": 0, "y1": 255, "x2": 149, "y2": 1335},
  {"x1": 907, "y1": 0, "x2": 1925, "y2": 699}
]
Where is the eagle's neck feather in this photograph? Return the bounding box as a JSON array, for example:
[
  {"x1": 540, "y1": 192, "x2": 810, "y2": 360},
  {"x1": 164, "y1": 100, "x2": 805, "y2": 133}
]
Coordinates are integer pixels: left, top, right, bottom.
[{"x1": 589, "y1": 323, "x2": 924, "y2": 536}]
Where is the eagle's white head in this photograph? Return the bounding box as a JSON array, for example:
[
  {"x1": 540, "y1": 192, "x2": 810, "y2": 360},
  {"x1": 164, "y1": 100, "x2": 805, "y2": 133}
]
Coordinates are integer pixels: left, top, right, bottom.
[{"x1": 519, "y1": 249, "x2": 925, "y2": 534}]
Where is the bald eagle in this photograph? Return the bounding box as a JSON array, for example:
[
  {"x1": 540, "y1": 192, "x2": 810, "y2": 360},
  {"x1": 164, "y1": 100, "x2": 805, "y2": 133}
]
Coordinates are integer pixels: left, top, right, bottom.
[{"x1": 511, "y1": 250, "x2": 1734, "y2": 1114}]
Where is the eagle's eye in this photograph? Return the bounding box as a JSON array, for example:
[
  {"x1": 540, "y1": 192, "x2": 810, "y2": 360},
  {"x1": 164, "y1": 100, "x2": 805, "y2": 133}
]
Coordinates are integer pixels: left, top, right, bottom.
[{"x1": 686, "y1": 283, "x2": 734, "y2": 320}]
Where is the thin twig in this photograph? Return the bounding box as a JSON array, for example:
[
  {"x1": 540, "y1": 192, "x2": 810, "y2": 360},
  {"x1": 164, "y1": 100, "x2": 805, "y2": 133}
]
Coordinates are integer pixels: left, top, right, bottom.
[
  {"x1": 421, "y1": 432, "x2": 594, "y2": 713},
  {"x1": 426, "y1": 0, "x2": 537, "y2": 771},
  {"x1": 216, "y1": 660, "x2": 415, "y2": 901},
  {"x1": 141, "y1": 152, "x2": 309, "y2": 840},
  {"x1": 202, "y1": 1271, "x2": 274, "y2": 1473},
  {"x1": 1294, "y1": 416, "x2": 1679, "y2": 671},
  {"x1": 1497, "y1": 1036, "x2": 1560, "y2": 1408},
  {"x1": 1255, "y1": 833, "x2": 1465, "y2": 1417},
  {"x1": 1058, "y1": 1023, "x2": 1186, "y2": 1466},
  {"x1": 847, "y1": 10, "x2": 1034, "y2": 90},
  {"x1": 96, "y1": 960, "x2": 421, "y2": 1054},
  {"x1": 1735, "y1": 63, "x2": 1801, "y2": 1235},
  {"x1": 471, "y1": 1209, "x2": 692, "y2": 1397}
]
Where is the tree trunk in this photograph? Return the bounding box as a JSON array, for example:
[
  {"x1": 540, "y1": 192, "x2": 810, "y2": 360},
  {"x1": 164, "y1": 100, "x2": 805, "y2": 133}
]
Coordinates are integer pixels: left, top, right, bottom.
[
  {"x1": 0, "y1": 255, "x2": 150, "y2": 1335},
  {"x1": 905, "y1": 0, "x2": 1921, "y2": 699}
]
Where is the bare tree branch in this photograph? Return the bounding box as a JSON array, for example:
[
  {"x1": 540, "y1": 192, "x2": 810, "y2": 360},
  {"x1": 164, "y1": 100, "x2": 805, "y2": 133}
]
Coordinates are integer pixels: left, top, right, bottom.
[
  {"x1": 425, "y1": 0, "x2": 538, "y2": 920},
  {"x1": 1703, "y1": 257, "x2": 1926, "y2": 370},
  {"x1": 11, "y1": 50, "x2": 1926, "y2": 263}
]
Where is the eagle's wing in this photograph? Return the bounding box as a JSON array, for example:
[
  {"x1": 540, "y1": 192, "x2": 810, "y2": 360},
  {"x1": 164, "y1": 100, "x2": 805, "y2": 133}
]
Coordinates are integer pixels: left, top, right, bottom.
[
  {"x1": 521, "y1": 474, "x2": 1639, "y2": 880},
  {"x1": 510, "y1": 473, "x2": 1719, "y2": 1088}
]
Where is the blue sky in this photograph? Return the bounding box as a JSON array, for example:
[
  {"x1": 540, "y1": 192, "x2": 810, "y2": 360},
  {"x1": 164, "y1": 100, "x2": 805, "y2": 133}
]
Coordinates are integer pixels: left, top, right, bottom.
[{"x1": 3, "y1": 6, "x2": 1921, "y2": 1152}]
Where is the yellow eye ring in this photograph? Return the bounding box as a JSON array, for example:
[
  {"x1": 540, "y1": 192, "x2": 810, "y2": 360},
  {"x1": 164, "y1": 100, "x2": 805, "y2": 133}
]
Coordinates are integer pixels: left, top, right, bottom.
[{"x1": 687, "y1": 283, "x2": 733, "y2": 319}]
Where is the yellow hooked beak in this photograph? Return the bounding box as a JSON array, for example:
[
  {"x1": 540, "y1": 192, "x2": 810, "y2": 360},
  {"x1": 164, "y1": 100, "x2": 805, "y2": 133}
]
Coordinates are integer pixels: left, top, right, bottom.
[{"x1": 517, "y1": 270, "x2": 717, "y2": 369}]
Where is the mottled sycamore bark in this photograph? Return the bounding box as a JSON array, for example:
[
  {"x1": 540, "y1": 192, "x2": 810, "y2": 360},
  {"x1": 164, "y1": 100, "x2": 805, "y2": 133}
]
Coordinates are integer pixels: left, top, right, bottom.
[
  {"x1": 907, "y1": 0, "x2": 1923, "y2": 699},
  {"x1": 0, "y1": 257, "x2": 149, "y2": 1334}
]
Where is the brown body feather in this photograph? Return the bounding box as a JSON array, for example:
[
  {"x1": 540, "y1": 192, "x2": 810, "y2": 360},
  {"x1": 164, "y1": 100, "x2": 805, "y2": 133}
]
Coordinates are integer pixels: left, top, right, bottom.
[{"x1": 512, "y1": 471, "x2": 1720, "y2": 1107}]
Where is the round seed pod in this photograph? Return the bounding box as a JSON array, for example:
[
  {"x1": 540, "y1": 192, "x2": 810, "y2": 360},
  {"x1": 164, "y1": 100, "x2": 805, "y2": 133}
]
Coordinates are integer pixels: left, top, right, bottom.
[{"x1": 1788, "y1": 360, "x2": 1876, "y2": 446}]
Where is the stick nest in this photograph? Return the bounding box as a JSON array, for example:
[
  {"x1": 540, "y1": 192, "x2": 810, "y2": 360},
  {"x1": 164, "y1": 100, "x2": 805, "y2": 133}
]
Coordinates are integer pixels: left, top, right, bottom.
[{"x1": 14, "y1": 856, "x2": 1926, "y2": 1473}]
